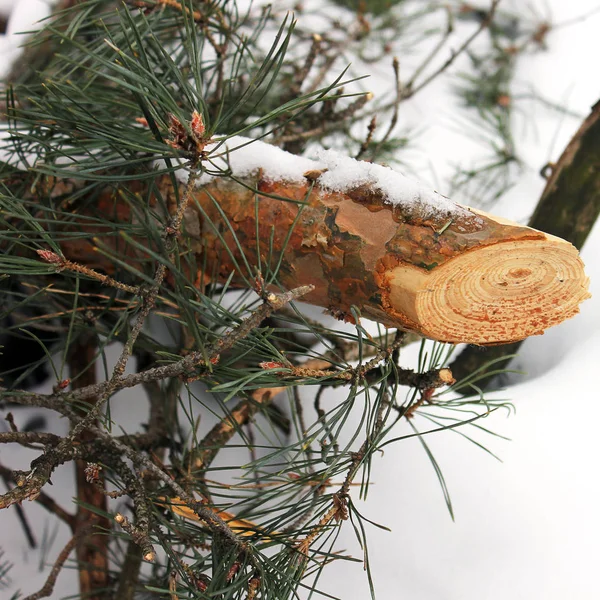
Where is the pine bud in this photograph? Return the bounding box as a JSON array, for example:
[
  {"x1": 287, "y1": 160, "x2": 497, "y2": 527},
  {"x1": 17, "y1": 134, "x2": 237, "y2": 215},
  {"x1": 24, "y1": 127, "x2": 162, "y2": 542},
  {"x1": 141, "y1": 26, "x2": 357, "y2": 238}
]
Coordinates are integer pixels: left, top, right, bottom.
[
  {"x1": 36, "y1": 249, "x2": 64, "y2": 265},
  {"x1": 191, "y1": 110, "x2": 205, "y2": 140},
  {"x1": 259, "y1": 361, "x2": 287, "y2": 370},
  {"x1": 166, "y1": 114, "x2": 187, "y2": 150}
]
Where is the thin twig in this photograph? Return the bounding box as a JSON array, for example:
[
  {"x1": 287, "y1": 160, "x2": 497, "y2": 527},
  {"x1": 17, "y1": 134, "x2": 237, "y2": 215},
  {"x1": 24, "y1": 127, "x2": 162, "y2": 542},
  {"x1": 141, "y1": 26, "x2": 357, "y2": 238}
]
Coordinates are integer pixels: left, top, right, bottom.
[
  {"x1": 36, "y1": 250, "x2": 140, "y2": 295},
  {"x1": 277, "y1": 92, "x2": 373, "y2": 145},
  {"x1": 0, "y1": 431, "x2": 61, "y2": 446},
  {"x1": 403, "y1": 6, "x2": 454, "y2": 93},
  {"x1": 355, "y1": 115, "x2": 377, "y2": 160},
  {"x1": 401, "y1": 0, "x2": 501, "y2": 100},
  {"x1": 0, "y1": 287, "x2": 315, "y2": 417},
  {"x1": 1, "y1": 471, "x2": 37, "y2": 548},
  {"x1": 22, "y1": 522, "x2": 95, "y2": 600},
  {"x1": 370, "y1": 57, "x2": 400, "y2": 157},
  {"x1": 0, "y1": 463, "x2": 76, "y2": 529},
  {"x1": 186, "y1": 387, "x2": 275, "y2": 472},
  {"x1": 291, "y1": 34, "x2": 323, "y2": 100},
  {"x1": 295, "y1": 390, "x2": 390, "y2": 555}
]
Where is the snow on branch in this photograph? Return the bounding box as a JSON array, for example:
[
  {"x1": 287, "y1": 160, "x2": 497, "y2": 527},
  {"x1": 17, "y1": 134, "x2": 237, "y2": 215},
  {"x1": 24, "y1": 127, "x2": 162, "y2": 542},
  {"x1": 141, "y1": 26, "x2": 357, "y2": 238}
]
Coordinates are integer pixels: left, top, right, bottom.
[{"x1": 171, "y1": 136, "x2": 479, "y2": 223}]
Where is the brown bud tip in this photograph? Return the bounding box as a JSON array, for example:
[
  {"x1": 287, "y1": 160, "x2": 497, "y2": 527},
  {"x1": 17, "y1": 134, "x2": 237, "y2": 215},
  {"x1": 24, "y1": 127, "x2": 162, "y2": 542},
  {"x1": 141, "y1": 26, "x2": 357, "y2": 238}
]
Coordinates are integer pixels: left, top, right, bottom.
[
  {"x1": 191, "y1": 110, "x2": 205, "y2": 139},
  {"x1": 497, "y1": 94, "x2": 511, "y2": 108},
  {"x1": 195, "y1": 577, "x2": 209, "y2": 592},
  {"x1": 114, "y1": 513, "x2": 125, "y2": 524},
  {"x1": 167, "y1": 113, "x2": 186, "y2": 148},
  {"x1": 259, "y1": 361, "x2": 287, "y2": 370},
  {"x1": 226, "y1": 562, "x2": 241, "y2": 581},
  {"x1": 168, "y1": 113, "x2": 183, "y2": 128},
  {"x1": 248, "y1": 577, "x2": 261, "y2": 593},
  {"x1": 36, "y1": 249, "x2": 63, "y2": 264},
  {"x1": 144, "y1": 551, "x2": 156, "y2": 562}
]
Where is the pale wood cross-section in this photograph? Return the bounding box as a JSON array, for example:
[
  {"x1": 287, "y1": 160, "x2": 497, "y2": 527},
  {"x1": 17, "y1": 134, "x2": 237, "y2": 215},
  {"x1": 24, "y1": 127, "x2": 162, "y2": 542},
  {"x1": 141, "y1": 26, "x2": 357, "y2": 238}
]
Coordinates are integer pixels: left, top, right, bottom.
[{"x1": 385, "y1": 230, "x2": 589, "y2": 344}]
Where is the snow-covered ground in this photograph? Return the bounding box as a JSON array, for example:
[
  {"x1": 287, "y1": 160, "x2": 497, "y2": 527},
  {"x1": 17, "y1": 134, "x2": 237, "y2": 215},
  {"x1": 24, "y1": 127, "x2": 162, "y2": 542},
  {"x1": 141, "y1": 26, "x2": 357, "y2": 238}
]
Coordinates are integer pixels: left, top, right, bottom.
[{"x1": 1, "y1": 0, "x2": 599, "y2": 598}]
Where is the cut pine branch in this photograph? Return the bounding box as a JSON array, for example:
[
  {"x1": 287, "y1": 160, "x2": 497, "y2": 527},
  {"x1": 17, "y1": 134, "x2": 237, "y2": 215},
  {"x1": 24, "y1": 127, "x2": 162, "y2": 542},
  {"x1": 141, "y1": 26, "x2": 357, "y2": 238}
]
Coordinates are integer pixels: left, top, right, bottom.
[{"x1": 50, "y1": 138, "x2": 590, "y2": 345}]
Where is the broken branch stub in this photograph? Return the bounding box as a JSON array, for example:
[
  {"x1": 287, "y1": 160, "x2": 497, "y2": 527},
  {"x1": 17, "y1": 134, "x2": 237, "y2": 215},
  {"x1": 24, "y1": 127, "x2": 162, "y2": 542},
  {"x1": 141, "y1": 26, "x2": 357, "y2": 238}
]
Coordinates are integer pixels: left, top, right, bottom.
[
  {"x1": 182, "y1": 177, "x2": 589, "y2": 345},
  {"x1": 55, "y1": 143, "x2": 590, "y2": 346}
]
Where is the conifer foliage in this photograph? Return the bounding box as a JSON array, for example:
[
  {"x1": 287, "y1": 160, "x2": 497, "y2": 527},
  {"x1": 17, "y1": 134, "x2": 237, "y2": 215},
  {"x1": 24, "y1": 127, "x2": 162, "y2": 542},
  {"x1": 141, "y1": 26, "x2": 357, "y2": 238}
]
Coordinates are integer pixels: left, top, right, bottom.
[{"x1": 0, "y1": 1, "x2": 586, "y2": 598}]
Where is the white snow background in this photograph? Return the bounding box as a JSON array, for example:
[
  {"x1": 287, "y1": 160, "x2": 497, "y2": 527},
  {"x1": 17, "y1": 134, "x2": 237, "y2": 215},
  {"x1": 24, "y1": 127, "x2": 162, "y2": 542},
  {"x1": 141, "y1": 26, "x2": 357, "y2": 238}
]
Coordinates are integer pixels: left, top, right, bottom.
[{"x1": 0, "y1": 0, "x2": 599, "y2": 598}]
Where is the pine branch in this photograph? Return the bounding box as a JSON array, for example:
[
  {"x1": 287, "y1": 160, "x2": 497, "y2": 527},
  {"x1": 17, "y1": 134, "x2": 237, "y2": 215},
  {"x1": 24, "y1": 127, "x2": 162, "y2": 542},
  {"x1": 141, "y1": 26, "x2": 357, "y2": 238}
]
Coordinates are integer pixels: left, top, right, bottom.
[
  {"x1": 44, "y1": 150, "x2": 589, "y2": 345},
  {"x1": 0, "y1": 283, "x2": 312, "y2": 508}
]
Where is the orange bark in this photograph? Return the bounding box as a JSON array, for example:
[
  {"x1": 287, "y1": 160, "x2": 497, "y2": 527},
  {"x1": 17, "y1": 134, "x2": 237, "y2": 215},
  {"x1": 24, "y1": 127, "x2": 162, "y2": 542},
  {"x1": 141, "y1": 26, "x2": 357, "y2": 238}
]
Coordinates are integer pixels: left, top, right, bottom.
[{"x1": 55, "y1": 171, "x2": 589, "y2": 345}]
